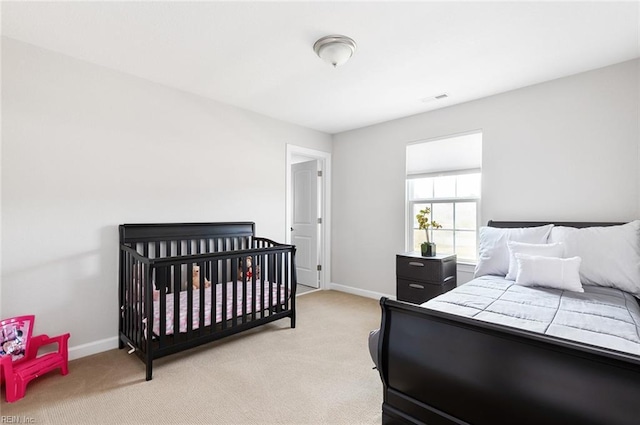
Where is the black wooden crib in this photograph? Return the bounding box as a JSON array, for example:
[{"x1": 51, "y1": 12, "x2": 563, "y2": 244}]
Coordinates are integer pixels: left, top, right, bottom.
[{"x1": 118, "y1": 222, "x2": 297, "y2": 380}]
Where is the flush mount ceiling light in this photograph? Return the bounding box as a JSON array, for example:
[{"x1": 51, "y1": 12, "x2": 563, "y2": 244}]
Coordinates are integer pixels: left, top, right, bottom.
[{"x1": 313, "y1": 35, "x2": 357, "y2": 68}]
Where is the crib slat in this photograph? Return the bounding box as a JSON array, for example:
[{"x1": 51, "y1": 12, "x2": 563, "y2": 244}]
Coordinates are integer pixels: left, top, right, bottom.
[
  {"x1": 284, "y1": 252, "x2": 289, "y2": 311},
  {"x1": 198, "y1": 260, "x2": 205, "y2": 337},
  {"x1": 118, "y1": 250, "x2": 126, "y2": 342},
  {"x1": 268, "y1": 254, "x2": 275, "y2": 316},
  {"x1": 206, "y1": 241, "x2": 213, "y2": 334},
  {"x1": 211, "y1": 259, "x2": 218, "y2": 334},
  {"x1": 138, "y1": 260, "x2": 144, "y2": 353},
  {"x1": 158, "y1": 265, "x2": 166, "y2": 348},
  {"x1": 276, "y1": 253, "x2": 282, "y2": 312},
  {"x1": 123, "y1": 252, "x2": 129, "y2": 344},
  {"x1": 261, "y1": 253, "x2": 267, "y2": 315},
  {"x1": 251, "y1": 255, "x2": 257, "y2": 322},
  {"x1": 242, "y1": 257, "x2": 247, "y2": 321},
  {"x1": 173, "y1": 259, "x2": 181, "y2": 344},
  {"x1": 156, "y1": 244, "x2": 165, "y2": 348},
  {"x1": 262, "y1": 252, "x2": 267, "y2": 315},
  {"x1": 232, "y1": 257, "x2": 238, "y2": 328},
  {"x1": 187, "y1": 263, "x2": 194, "y2": 339},
  {"x1": 144, "y1": 262, "x2": 154, "y2": 359},
  {"x1": 221, "y1": 256, "x2": 228, "y2": 329},
  {"x1": 139, "y1": 258, "x2": 144, "y2": 349},
  {"x1": 125, "y1": 252, "x2": 132, "y2": 347},
  {"x1": 136, "y1": 259, "x2": 141, "y2": 351},
  {"x1": 131, "y1": 254, "x2": 138, "y2": 350},
  {"x1": 135, "y1": 256, "x2": 141, "y2": 350}
]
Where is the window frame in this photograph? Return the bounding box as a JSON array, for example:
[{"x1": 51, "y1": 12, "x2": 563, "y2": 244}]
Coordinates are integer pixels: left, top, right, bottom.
[{"x1": 406, "y1": 169, "x2": 481, "y2": 264}]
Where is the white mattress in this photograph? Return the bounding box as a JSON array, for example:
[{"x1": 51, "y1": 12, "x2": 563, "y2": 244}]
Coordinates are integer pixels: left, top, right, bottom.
[{"x1": 423, "y1": 276, "x2": 640, "y2": 356}]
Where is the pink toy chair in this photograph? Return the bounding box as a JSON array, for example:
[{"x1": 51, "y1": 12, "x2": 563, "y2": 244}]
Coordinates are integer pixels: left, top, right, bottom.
[{"x1": 0, "y1": 315, "x2": 70, "y2": 402}]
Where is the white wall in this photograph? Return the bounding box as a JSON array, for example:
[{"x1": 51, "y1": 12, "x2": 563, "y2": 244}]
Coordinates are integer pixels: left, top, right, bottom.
[
  {"x1": 1, "y1": 38, "x2": 332, "y2": 356},
  {"x1": 332, "y1": 59, "x2": 640, "y2": 297}
]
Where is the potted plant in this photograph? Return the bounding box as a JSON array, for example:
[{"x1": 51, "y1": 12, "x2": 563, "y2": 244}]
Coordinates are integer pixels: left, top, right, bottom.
[{"x1": 416, "y1": 207, "x2": 442, "y2": 257}]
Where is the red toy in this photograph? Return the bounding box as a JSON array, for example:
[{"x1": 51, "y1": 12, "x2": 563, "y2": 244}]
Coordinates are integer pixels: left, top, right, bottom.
[{"x1": 0, "y1": 315, "x2": 70, "y2": 402}]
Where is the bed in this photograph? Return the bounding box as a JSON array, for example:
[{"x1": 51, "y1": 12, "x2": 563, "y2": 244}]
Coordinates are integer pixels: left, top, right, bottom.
[
  {"x1": 119, "y1": 222, "x2": 297, "y2": 381},
  {"x1": 372, "y1": 220, "x2": 640, "y2": 425}
]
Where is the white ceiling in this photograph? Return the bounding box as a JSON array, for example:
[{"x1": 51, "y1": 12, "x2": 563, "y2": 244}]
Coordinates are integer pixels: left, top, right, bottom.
[{"x1": 3, "y1": 1, "x2": 639, "y2": 134}]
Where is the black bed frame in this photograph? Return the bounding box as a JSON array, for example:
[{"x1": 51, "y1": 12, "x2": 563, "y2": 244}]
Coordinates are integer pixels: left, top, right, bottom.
[
  {"x1": 118, "y1": 222, "x2": 297, "y2": 380},
  {"x1": 377, "y1": 220, "x2": 640, "y2": 425}
]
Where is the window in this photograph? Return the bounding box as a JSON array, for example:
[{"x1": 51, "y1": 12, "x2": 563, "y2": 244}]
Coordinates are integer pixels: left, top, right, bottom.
[{"x1": 406, "y1": 133, "x2": 482, "y2": 263}]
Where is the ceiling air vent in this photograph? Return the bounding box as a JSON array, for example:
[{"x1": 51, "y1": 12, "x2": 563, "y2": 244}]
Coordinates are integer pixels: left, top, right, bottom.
[{"x1": 421, "y1": 93, "x2": 449, "y2": 103}]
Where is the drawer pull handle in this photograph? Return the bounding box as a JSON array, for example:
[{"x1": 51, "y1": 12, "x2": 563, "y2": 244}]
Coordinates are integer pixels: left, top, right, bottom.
[
  {"x1": 409, "y1": 283, "x2": 425, "y2": 289},
  {"x1": 444, "y1": 276, "x2": 455, "y2": 282},
  {"x1": 408, "y1": 262, "x2": 424, "y2": 267}
]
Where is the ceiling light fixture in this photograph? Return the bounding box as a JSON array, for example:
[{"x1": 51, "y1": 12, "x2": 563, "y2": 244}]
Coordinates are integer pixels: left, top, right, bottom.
[{"x1": 313, "y1": 35, "x2": 357, "y2": 68}]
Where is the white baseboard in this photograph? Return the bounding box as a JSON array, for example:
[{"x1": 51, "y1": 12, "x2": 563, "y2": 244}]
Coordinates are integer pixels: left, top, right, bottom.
[
  {"x1": 328, "y1": 282, "x2": 395, "y2": 301},
  {"x1": 68, "y1": 336, "x2": 119, "y2": 360},
  {"x1": 296, "y1": 288, "x2": 322, "y2": 297}
]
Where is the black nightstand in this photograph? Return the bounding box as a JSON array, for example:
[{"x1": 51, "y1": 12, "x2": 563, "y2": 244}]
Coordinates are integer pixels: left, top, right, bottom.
[{"x1": 396, "y1": 252, "x2": 457, "y2": 304}]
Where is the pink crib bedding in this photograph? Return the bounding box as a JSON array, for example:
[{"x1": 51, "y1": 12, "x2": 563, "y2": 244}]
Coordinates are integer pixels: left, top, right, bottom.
[{"x1": 151, "y1": 280, "x2": 289, "y2": 336}]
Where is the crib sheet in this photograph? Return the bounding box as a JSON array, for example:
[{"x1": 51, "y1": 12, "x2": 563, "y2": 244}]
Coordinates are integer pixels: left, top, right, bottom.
[{"x1": 151, "y1": 280, "x2": 289, "y2": 336}]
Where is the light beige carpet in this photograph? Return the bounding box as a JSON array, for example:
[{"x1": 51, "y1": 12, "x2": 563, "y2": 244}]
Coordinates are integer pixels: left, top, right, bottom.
[{"x1": 1, "y1": 291, "x2": 383, "y2": 425}]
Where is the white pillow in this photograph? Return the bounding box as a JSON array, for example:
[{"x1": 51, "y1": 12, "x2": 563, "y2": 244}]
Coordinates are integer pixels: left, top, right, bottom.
[
  {"x1": 549, "y1": 221, "x2": 640, "y2": 295},
  {"x1": 505, "y1": 241, "x2": 564, "y2": 280},
  {"x1": 474, "y1": 224, "x2": 554, "y2": 278},
  {"x1": 514, "y1": 254, "x2": 583, "y2": 293}
]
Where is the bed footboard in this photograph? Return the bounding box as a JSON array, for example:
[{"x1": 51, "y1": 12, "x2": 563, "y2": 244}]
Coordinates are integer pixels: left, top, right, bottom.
[{"x1": 378, "y1": 298, "x2": 640, "y2": 425}]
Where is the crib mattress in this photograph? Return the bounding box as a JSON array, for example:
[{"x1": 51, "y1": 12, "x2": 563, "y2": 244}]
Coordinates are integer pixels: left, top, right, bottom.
[{"x1": 151, "y1": 280, "x2": 289, "y2": 336}]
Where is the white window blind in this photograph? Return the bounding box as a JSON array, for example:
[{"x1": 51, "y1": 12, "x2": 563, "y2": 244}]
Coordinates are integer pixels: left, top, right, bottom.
[{"x1": 406, "y1": 132, "x2": 482, "y2": 177}]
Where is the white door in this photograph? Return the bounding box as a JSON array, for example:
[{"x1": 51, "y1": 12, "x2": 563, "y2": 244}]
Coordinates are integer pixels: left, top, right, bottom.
[{"x1": 291, "y1": 160, "x2": 319, "y2": 288}]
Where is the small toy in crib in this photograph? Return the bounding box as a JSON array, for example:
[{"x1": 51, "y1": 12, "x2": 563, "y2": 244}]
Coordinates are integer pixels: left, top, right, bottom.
[
  {"x1": 192, "y1": 265, "x2": 211, "y2": 289},
  {"x1": 238, "y1": 256, "x2": 261, "y2": 280}
]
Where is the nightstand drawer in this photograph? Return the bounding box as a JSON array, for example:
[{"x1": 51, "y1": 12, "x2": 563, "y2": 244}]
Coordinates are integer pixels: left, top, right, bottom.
[
  {"x1": 397, "y1": 279, "x2": 456, "y2": 304},
  {"x1": 396, "y1": 253, "x2": 457, "y2": 304},
  {"x1": 396, "y1": 256, "x2": 441, "y2": 281}
]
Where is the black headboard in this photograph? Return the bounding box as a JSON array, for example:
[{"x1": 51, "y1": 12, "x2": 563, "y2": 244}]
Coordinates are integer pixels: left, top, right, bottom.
[
  {"x1": 119, "y1": 222, "x2": 255, "y2": 244},
  {"x1": 488, "y1": 220, "x2": 625, "y2": 229}
]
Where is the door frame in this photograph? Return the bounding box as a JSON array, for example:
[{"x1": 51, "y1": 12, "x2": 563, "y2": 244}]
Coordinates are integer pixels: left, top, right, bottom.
[{"x1": 285, "y1": 144, "x2": 331, "y2": 291}]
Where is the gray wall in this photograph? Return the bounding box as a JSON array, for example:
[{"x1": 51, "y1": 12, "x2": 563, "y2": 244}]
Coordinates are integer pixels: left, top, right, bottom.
[
  {"x1": 1, "y1": 38, "x2": 332, "y2": 357},
  {"x1": 2, "y1": 36, "x2": 639, "y2": 356},
  {"x1": 331, "y1": 59, "x2": 640, "y2": 298}
]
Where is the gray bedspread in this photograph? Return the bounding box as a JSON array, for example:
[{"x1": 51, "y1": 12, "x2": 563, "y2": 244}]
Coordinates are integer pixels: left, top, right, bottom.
[{"x1": 424, "y1": 276, "x2": 640, "y2": 356}]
